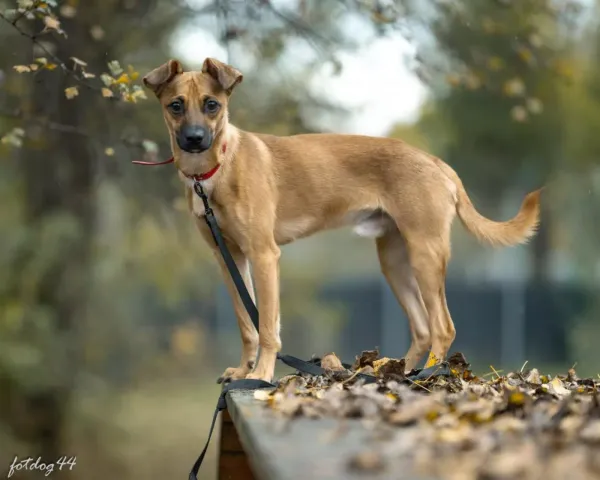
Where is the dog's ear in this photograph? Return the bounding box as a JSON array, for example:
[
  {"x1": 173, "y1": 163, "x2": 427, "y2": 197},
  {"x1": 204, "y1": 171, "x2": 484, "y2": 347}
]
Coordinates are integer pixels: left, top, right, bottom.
[
  {"x1": 202, "y1": 58, "x2": 243, "y2": 95},
  {"x1": 143, "y1": 59, "x2": 183, "y2": 96}
]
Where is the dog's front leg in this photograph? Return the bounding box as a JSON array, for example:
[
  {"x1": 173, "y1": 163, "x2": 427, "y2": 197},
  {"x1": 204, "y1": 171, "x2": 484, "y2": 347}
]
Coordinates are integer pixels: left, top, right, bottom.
[
  {"x1": 245, "y1": 245, "x2": 281, "y2": 383},
  {"x1": 194, "y1": 217, "x2": 259, "y2": 383},
  {"x1": 212, "y1": 245, "x2": 261, "y2": 383}
]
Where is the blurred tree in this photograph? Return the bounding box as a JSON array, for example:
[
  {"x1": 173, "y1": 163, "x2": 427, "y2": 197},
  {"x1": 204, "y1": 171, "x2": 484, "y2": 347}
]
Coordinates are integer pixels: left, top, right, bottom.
[
  {"x1": 0, "y1": 0, "x2": 179, "y2": 469},
  {"x1": 406, "y1": 0, "x2": 582, "y2": 282}
]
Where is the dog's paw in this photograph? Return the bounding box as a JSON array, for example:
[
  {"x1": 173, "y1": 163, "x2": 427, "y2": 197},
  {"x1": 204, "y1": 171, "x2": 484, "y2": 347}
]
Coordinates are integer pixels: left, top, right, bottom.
[
  {"x1": 217, "y1": 366, "x2": 250, "y2": 384},
  {"x1": 245, "y1": 371, "x2": 273, "y2": 383}
]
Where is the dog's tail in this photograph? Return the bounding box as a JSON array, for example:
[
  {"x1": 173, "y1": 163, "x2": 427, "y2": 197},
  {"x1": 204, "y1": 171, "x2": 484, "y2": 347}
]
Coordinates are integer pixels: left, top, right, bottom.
[{"x1": 434, "y1": 158, "x2": 542, "y2": 247}]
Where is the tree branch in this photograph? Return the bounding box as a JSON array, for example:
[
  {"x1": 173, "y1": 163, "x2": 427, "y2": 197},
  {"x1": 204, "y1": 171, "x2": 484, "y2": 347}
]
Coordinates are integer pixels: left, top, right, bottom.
[
  {"x1": 0, "y1": 10, "x2": 119, "y2": 99},
  {"x1": 0, "y1": 107, "x2": 155, "y2": 158}
]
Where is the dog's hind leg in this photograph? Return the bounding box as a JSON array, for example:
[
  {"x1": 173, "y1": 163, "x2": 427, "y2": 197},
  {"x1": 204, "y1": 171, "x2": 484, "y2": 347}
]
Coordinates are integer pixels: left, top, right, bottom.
[
  {"x1": 376, "y1": 228, "x2": 431, "y2": 371},
  {"x1": 403, "y1": 229, "x2": 456, "y2": 369}
]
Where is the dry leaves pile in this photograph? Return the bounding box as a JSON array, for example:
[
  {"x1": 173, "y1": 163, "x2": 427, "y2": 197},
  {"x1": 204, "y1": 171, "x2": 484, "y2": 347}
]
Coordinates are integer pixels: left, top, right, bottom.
[{"x1": 254, "y1": 350, "x2": 600, "y2": 480}]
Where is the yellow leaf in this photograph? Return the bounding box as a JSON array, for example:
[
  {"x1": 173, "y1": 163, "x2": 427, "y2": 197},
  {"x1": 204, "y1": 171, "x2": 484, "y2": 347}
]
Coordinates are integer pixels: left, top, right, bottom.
[
  {"x1": 446, "y1": 73, "x2": 461, "y2": 87},
  {"x1": 64, "y1": 86, "x2": 79, "y2": 99},
  {"x1": 43, "y1": 15, "x2": 61, "y2": 31},
  {"x1": 503, "y1": 78, "x2": 525, "y2": 97},
  {"x1": 127, "y1": 65, "x2": 140, "y2": 81},
  {"x1": 13, "y1": 65, "x2": 31, "y2": 73},
  {"x1": 508, "y1": 391, "x2": 526, "y2": 406},
  {"x1": 71, "y1": 57, "x2": 87, "y2": 67},
  {"x1": 424, "y1": 352, "x2": 440, "y2": 368},
  {"x1": 101, "y1": 88, "x2": 114, "y2": 98},
  {"x1": 517, "y1": 47, "x2": 533, "y2": 64},
  {"x1": 115, "y1": 73, "x2": 130, "y2": 84},
  {"x1": 487, "y1": 56, "x2": 504, "y2": 71},
  {"x1": 554, "y1": 59, "x2": 574, "y2": 80},
  {"x1": 104, "y1": 147, "x2": 115, "y2": 156},
  {"x1": 45, "y1": 63, "x2": 58, "y2": 70}
]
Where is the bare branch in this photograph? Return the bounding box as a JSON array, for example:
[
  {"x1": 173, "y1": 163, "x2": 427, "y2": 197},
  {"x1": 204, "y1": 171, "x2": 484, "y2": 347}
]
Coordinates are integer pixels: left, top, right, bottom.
[{"x1": 0, "y1": 108, "x2": 155, "y2": 157}]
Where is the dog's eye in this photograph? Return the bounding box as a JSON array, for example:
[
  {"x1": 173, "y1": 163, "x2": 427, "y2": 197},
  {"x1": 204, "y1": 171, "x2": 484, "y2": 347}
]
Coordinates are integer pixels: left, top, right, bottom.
[
  {"x1": 168, "y1": 100, "x2": 184, "y2": 115},
  {"x1": 205, "y1": 99, "x2": 220, "y2": 114}
]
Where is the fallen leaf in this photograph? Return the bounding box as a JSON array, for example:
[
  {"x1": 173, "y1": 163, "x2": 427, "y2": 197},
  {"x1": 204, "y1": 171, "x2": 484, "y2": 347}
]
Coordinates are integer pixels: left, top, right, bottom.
[
  {"x1": 64, "y1": 86, "x2": 79, "y2": 99},
  {"x1": 13, "y1": 65, "x2": 31, "y2": 73},
  {"x1": 545, "y1": 377, "x2": 571, "y2": 398},
  {"x1": 253, "y1": 389, "x2": 272, "y2": 401},
  {"x1": 347, "y1": 450, "x2": 385, "y2": 473},
  {"x1": 352, "y1": 349, "x2": 380, "y2": 370},
  {"x1": 321, "y1": 353, "x2": 345, "y2": 371}
]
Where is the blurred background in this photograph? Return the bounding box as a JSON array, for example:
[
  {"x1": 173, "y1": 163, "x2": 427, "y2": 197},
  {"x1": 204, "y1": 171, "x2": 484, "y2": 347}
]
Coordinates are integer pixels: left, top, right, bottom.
[{"x1": 1, "y1": 0, "x2": 599, "y2": 478}]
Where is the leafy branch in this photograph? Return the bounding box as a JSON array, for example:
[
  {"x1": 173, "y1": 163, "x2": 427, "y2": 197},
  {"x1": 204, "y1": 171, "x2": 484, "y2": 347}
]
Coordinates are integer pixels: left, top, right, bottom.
[{"x1": 0, "y1": 1, "x2": 147, "y2": 103}]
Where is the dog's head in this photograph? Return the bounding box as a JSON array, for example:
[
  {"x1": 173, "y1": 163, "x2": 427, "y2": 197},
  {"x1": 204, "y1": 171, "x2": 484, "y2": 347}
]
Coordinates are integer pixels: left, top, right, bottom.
[{"x1": 143, "y1": 58, "x2": 243, "y2": 175}]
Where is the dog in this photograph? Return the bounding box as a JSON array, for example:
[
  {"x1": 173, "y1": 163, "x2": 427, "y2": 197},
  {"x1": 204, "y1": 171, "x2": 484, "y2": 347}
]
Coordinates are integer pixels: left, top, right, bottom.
[{"x1": 142, "y1": 57, "x2": 541, "y2": 383}]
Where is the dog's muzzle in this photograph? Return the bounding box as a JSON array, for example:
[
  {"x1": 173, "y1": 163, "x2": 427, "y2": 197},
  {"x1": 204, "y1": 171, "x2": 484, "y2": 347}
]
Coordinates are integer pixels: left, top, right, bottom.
[{"x1": 177, "y1": 125, "x2": 213, "y2": 153}]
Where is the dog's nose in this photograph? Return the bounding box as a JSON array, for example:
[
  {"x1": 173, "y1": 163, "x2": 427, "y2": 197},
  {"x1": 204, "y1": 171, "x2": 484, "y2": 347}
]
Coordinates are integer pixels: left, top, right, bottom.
[
  {"x1": 177, "y1": 124, "x2": 213, "y2": 153},
  {"x1": 183, "y1": 125, "x2": 205, "y2": 144}
]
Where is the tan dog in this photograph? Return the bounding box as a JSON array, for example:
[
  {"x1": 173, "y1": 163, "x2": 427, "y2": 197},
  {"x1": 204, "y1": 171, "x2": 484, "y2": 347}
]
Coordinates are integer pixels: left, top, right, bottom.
[{"x1": 143, "y1": 58, "x2": 541, "y2": 383}]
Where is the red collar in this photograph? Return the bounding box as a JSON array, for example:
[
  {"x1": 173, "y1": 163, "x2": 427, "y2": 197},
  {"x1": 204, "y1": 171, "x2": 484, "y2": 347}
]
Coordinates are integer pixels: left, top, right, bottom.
[{"x1": 132, "y1": 142, "x2": 226, "y2": 182}]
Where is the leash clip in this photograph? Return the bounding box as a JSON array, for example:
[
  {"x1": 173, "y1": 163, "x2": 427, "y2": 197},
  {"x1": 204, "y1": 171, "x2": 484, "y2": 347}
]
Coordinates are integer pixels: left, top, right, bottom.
[{"x1": 193, "y1": 181, "x2": 214, "y2": 217}]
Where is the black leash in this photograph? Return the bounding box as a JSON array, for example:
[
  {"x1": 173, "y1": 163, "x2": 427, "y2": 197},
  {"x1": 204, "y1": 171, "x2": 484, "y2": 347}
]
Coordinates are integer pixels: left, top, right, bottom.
[{"x1": 188, "y1": 181, "x2": 448, "y2": 479}]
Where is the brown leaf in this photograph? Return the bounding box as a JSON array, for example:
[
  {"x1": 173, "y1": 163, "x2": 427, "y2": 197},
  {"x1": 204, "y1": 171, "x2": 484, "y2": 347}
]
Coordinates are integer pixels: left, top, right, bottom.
[
  {"x1": 347, "y1": 450, "x2": 385, "y2": 473},
  {"x1": 351, "y1": 348, "x2": 380, "y2": 370},
  {"x1": 320, "y1": 352, "x2": 345, "y2": 372},
  {"x1": 375, "y1": 357, "x2": 406, "y2": 381}
]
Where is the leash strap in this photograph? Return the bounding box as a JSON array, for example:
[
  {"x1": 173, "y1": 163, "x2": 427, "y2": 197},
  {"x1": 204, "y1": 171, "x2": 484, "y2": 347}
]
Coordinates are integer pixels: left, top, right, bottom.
[
  {"x1": 188, "y1": 379, "x2": 274, "y2": 480},
  {"x1": 194, "y1": 182, "x2": 260, "y2": 329}
]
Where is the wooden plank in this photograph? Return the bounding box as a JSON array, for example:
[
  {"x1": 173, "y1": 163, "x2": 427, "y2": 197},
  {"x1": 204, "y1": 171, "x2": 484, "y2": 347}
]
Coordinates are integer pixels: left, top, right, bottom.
[
  {"x1": 225, "y1": 389, "x2": 439, "y2": 480},
  {"x1": 218, "y1": 408, "x2": 256, "y2": 480}
]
